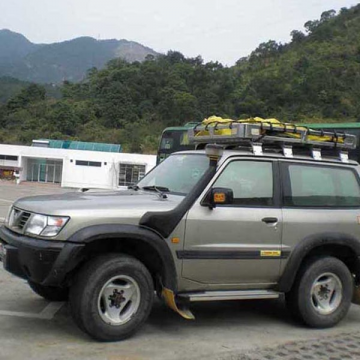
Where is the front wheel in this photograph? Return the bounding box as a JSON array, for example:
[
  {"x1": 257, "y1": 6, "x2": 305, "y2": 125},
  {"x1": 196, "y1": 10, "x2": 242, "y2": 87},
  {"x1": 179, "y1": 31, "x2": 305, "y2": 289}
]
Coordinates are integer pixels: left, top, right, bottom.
[
  {"x1": 286, "y1": 256, "x2": 353, "y2": 328},
  {"x1": 69, "y1": 254, "x2": 154, "y2": 341}
]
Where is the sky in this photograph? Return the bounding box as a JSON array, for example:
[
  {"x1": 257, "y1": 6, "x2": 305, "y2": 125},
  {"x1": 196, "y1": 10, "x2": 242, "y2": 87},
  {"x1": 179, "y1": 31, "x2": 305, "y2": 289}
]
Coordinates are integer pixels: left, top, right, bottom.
[{"x1": 0, "y1": 0, "x2": 357, "y2": 65}]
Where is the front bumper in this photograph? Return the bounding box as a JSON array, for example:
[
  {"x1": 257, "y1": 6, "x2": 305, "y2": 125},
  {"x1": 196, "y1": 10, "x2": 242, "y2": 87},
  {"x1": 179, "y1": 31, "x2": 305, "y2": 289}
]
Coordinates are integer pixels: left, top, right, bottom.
[{"x1": 0, "y1": 226, "x2": 84, "y2": 286}]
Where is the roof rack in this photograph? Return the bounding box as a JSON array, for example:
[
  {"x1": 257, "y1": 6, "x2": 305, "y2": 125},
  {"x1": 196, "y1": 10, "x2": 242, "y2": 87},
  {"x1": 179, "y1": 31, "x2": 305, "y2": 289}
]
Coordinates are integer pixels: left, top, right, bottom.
[{"x1": 188, "y1": 121, "x2": 357, "y2": 163}]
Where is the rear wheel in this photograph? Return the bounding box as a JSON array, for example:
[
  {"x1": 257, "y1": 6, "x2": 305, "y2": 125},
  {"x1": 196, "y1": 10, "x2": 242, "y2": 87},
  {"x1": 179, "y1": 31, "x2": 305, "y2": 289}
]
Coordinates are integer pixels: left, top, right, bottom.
[
  {"x1": 286, "y1": 257, "x2": 353, "y2": 328},
  {"x1": 28, "y1": 280, "x2": 68, "y2": 301},
  {"x1": 69, "y1": 254, "x2": 154, "y2": 341}
]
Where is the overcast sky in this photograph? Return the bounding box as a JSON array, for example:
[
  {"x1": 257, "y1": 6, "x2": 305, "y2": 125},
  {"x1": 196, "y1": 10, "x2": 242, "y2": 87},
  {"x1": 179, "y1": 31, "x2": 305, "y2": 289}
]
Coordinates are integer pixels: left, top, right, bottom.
[{"x1": 0, "y1": 0, "x2": 357, "y2": 65}]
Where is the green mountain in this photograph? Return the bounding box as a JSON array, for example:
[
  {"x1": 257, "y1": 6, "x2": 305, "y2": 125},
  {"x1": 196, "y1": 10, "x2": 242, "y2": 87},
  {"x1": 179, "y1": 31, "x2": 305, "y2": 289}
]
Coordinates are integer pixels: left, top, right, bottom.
[
  {"x1": 0, "y1": 5, "x2": 359, "y2": 152},
  {"x1": 0, "y1": 29, "x2": 40, "y2": 65},
  {"x1": 0, "y1": 30, "x2": 158, "y2": 84}
]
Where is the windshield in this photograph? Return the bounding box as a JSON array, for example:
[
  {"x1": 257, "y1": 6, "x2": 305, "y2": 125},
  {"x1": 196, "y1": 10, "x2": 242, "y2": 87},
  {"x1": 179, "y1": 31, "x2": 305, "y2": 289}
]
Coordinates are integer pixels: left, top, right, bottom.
[{"x1": 137, "y1": 154, "x2": 208, "y2": 195}]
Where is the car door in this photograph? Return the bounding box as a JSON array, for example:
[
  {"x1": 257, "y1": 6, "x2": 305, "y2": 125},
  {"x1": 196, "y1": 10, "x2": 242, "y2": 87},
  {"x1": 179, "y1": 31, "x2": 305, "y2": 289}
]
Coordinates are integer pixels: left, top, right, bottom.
[{"x1": 181, "y1": 157, "x2": 283, "y2": 287}]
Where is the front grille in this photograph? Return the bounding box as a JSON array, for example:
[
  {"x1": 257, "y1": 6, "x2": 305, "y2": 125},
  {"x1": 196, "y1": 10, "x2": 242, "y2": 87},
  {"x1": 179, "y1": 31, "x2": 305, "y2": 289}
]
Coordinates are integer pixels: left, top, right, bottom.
[
  {"x1": 9, "y1": 208, "x2": 32, "y2": 233},
  {"x1": 18, "y1": 212, "x2": 31, "y2": 230}
]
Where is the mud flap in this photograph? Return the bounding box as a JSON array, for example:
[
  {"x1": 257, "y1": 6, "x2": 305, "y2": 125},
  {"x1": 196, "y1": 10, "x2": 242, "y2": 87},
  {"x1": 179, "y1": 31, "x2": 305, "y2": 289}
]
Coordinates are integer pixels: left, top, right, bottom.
[
  {"x1": 162, "y1": 288, "x2": 195, "y2": 320},
  {"x1": 353, "y1": 286, "x2": 360, "y2": 305}
]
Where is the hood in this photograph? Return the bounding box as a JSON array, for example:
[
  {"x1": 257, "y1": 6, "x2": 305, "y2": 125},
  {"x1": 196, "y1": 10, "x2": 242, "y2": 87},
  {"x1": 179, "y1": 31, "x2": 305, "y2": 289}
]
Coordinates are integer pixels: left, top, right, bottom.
[{"x1": 14, "y1": 189, "x2": 184, "y2": 216}]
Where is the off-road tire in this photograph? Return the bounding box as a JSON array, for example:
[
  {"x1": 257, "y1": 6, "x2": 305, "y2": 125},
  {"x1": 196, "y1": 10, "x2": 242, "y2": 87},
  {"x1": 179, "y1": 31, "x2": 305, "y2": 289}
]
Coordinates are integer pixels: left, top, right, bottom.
[
  {"x1": 286, "y1": 256, "x2": 353, "y2": 328},
  {"x1": 69, "y1": 254, "x2": 154, "y2": 342},
  {"x1": 28, "y1": 280, "x2": 69, "y2": 301}
]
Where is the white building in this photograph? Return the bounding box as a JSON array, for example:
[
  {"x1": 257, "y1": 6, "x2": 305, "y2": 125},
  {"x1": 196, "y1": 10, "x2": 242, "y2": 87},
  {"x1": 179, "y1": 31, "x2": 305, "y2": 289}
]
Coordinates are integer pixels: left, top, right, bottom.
[{"x1": 0, "y1": 141, "x2": 156, "y2": 189}]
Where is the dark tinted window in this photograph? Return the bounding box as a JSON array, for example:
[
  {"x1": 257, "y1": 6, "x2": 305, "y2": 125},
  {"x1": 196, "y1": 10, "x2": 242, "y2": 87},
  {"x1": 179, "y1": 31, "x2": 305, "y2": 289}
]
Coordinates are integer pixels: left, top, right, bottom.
[
  {"x1": 284, "y1": 164, "x2": 360, "y2": 207},
  {"x1": 0, "y1": 155, "x2": 18, "y2": 161},
  {"x1": 75, "y1": 160, "x2": 101, "y2": 167},
  {"x1": 214, "y1": 161, "x2": 274, "y2": 206}
]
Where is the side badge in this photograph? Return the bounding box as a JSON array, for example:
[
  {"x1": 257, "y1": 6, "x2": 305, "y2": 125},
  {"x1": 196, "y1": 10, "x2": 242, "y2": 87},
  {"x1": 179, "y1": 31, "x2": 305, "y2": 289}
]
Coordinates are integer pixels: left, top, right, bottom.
[{"x1": 260, "y1": 250, "x2": 281, "y2": 257}]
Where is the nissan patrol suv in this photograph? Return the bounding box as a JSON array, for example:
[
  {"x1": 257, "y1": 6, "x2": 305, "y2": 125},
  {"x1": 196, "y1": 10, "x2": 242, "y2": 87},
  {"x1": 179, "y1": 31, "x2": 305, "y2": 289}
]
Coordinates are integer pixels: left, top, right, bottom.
[{"x1": 1, "y1": 121, "x2": 360, "y2": 342}]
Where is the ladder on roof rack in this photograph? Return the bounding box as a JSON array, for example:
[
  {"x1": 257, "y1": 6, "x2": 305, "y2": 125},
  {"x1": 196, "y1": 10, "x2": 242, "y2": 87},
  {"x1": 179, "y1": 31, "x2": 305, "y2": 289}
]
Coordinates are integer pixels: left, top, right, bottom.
[{"x1": 188, "y1": 121, "x2": 357, "y2": 163}]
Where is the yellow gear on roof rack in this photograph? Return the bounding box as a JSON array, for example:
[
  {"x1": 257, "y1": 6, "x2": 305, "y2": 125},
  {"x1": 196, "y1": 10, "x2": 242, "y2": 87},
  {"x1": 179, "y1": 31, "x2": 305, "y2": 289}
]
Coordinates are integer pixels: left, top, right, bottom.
[
  {"x1": 198, "y1": 116, "x2": 341, "y2": 143},
  {"x1": 188, "y1": 116, "x2": 356, "y2": 163}
]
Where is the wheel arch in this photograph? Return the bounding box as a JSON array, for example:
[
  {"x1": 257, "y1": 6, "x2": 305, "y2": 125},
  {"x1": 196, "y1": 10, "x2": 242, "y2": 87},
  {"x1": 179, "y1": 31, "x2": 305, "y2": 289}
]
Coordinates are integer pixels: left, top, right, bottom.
[
  {"x1": 67, "y1": 224, "x2": 177, "y2": 291},
  {"x1": 278, "y1": 232, "x2": 360, "y2": 293}
]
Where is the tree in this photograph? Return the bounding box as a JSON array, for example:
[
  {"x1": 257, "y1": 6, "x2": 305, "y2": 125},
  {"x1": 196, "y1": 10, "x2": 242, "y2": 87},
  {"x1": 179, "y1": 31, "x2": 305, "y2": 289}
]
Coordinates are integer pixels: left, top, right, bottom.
[
  {"x1": 165, "y1": 51, "x2": 186, "y2": 64},
  {"x1": 304, "y1": 20, "x2": 320, "y2": 33},
  {"x1": 7, "y1": 84, "x2": 46, "y2": 111},
  {"x1": 290, "y1": 30, "x2": 306, "y2": 43},
  {"x1": 320, "y1": 10, "x2": 336, "y2": 22},
  {"x1": 46, "y1": 101, "x2": 80, "y2": 136},
  {"x1": 250, "y1": 40, "x2": 280, "y2": 59}
]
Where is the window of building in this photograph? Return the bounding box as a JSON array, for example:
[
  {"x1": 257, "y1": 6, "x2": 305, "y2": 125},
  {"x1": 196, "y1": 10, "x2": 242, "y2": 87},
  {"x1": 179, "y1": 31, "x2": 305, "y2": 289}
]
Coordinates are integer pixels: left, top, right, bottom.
[
  {"x1": 283, "y1": 163, "x2": 360, "y2": 207},
  {"x1": 119, "y1": 164, "x2": 146, "y2": 186},
  {"x1": 0, "y1": 155, "x2": 18, "y2": 161},
  {"x1": 75, "y1": 160, "x2": 101, "y2": 167},
  {"x1": 213, "y1": 160, "x2": 274, "y2": 206},
  {"x1": 26, "y1": 159, "x2": 63, "y2": 183}
]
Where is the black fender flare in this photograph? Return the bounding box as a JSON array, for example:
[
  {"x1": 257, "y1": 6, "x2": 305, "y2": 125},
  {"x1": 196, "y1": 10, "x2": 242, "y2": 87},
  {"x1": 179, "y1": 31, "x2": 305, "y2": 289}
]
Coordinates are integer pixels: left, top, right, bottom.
[
  {"x1": 278, "y1": 232, "x2": 360, "y2": 293},
  {"x1": 68, "y1": 224, "x2": 177, "y2": 291}
]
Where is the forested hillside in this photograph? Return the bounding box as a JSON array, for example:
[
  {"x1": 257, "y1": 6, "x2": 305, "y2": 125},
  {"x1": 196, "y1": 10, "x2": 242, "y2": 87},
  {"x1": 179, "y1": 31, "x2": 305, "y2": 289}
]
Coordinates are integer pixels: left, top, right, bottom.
[
  {"x1": 234, "y1": 6, "x2": 360, "y2": 121},
  {"x1": 0, "y1": 4, "x2": 359, "y2": 153}
]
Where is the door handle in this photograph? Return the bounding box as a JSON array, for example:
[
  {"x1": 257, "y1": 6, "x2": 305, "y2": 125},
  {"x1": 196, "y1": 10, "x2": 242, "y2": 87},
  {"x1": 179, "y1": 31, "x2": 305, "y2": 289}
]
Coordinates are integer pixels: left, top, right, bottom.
[{"x1": 262, "y1": 217, "x2": 278, "y2": 224}]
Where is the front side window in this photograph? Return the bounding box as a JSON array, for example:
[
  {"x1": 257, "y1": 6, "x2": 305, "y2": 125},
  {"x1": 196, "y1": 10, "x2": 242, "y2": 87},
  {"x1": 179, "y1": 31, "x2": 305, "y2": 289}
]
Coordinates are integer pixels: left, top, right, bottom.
[
  {"x1": 138, "y1": 154, "x2": 208, "y2": 195},
  {"x1": 283, "y1": 163, "x2": 360, "y2": 207},
  {"x1": 213, "y1": 160, "x2": 274, "y2": 206}
]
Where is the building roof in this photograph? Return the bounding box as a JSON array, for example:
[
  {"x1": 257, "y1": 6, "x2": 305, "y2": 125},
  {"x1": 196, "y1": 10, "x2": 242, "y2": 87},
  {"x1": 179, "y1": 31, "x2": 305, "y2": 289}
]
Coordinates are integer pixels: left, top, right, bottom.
[{"x1": 32, "y1": 139, "x2": 122, "y2": 153}]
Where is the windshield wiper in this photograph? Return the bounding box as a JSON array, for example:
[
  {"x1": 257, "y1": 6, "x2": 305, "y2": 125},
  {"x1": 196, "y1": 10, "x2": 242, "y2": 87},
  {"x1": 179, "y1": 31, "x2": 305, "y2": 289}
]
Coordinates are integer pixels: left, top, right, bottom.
[
  {"x1": 128, "y1": 185, "x2": 140, "y2": 190},
  {"x1": 141, "y1": 185, "x2": 170, "y2": 193}
]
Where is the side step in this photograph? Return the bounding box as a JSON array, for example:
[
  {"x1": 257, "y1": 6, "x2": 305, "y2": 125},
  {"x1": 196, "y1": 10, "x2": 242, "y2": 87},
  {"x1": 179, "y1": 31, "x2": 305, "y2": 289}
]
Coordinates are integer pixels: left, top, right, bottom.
[{"x1": 178, "y1": 289, "x2": 280, "y2": 302}]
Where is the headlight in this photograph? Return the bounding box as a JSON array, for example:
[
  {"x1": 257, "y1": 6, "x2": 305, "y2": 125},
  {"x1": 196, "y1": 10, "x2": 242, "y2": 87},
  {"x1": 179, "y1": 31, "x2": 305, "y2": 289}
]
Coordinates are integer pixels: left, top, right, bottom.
[{"x1": 26, "y1": 215, "x2": 69, "y2": 237}]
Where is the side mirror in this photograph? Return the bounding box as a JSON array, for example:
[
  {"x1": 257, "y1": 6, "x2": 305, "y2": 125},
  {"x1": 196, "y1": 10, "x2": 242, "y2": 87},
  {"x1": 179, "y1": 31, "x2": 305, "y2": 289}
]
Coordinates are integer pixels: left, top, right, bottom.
[{"x1": 203, "y1": 187, "x2": 234, "y2": 209}]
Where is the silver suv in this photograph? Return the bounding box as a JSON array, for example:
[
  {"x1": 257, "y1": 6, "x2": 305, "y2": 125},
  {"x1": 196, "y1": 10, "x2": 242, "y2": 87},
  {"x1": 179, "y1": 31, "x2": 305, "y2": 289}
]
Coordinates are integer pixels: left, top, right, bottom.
[{"x1": 1, "y1": 122, "x2": 360, "y2": 341}]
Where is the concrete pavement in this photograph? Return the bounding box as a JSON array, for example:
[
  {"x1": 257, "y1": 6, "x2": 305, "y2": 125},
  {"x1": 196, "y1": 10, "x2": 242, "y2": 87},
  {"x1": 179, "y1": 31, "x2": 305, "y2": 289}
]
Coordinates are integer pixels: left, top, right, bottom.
[{"x1": 1, "y1": 267, "x2": 360, "y2": 360}]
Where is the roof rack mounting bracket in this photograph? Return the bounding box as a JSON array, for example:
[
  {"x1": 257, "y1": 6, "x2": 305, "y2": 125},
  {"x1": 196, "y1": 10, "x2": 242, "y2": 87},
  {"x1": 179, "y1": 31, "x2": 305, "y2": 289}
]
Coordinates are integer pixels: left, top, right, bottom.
[
  {"x1": 282, "y1": 144, "x2": 293, "y2": 158},
  {"x1": 312, "y1": 148, "x2": 322, "y2": 161},
  {"x1": 251, "y1": 143, "x2": 263, "y2": 156},
  {"x1": 339, "y1": 151, "x2": 349, "y2": 163}
]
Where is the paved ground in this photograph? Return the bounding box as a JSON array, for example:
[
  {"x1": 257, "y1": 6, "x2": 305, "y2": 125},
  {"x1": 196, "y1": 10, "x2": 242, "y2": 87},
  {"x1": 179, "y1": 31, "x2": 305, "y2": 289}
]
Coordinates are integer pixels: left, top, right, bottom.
[
  {"x1": 0, "y1": 181, "x2": 73, "y2": 220},
  {"x1": 1, "y1": 182, "x2": 360, "y2": 360}
]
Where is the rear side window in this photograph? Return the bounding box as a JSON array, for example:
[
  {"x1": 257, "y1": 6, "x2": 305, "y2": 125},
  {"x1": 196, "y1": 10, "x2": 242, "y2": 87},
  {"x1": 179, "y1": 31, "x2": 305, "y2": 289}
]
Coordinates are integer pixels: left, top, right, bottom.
[{"x1": 283, "y1": 163, "x2": 360, "y2": 207}]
